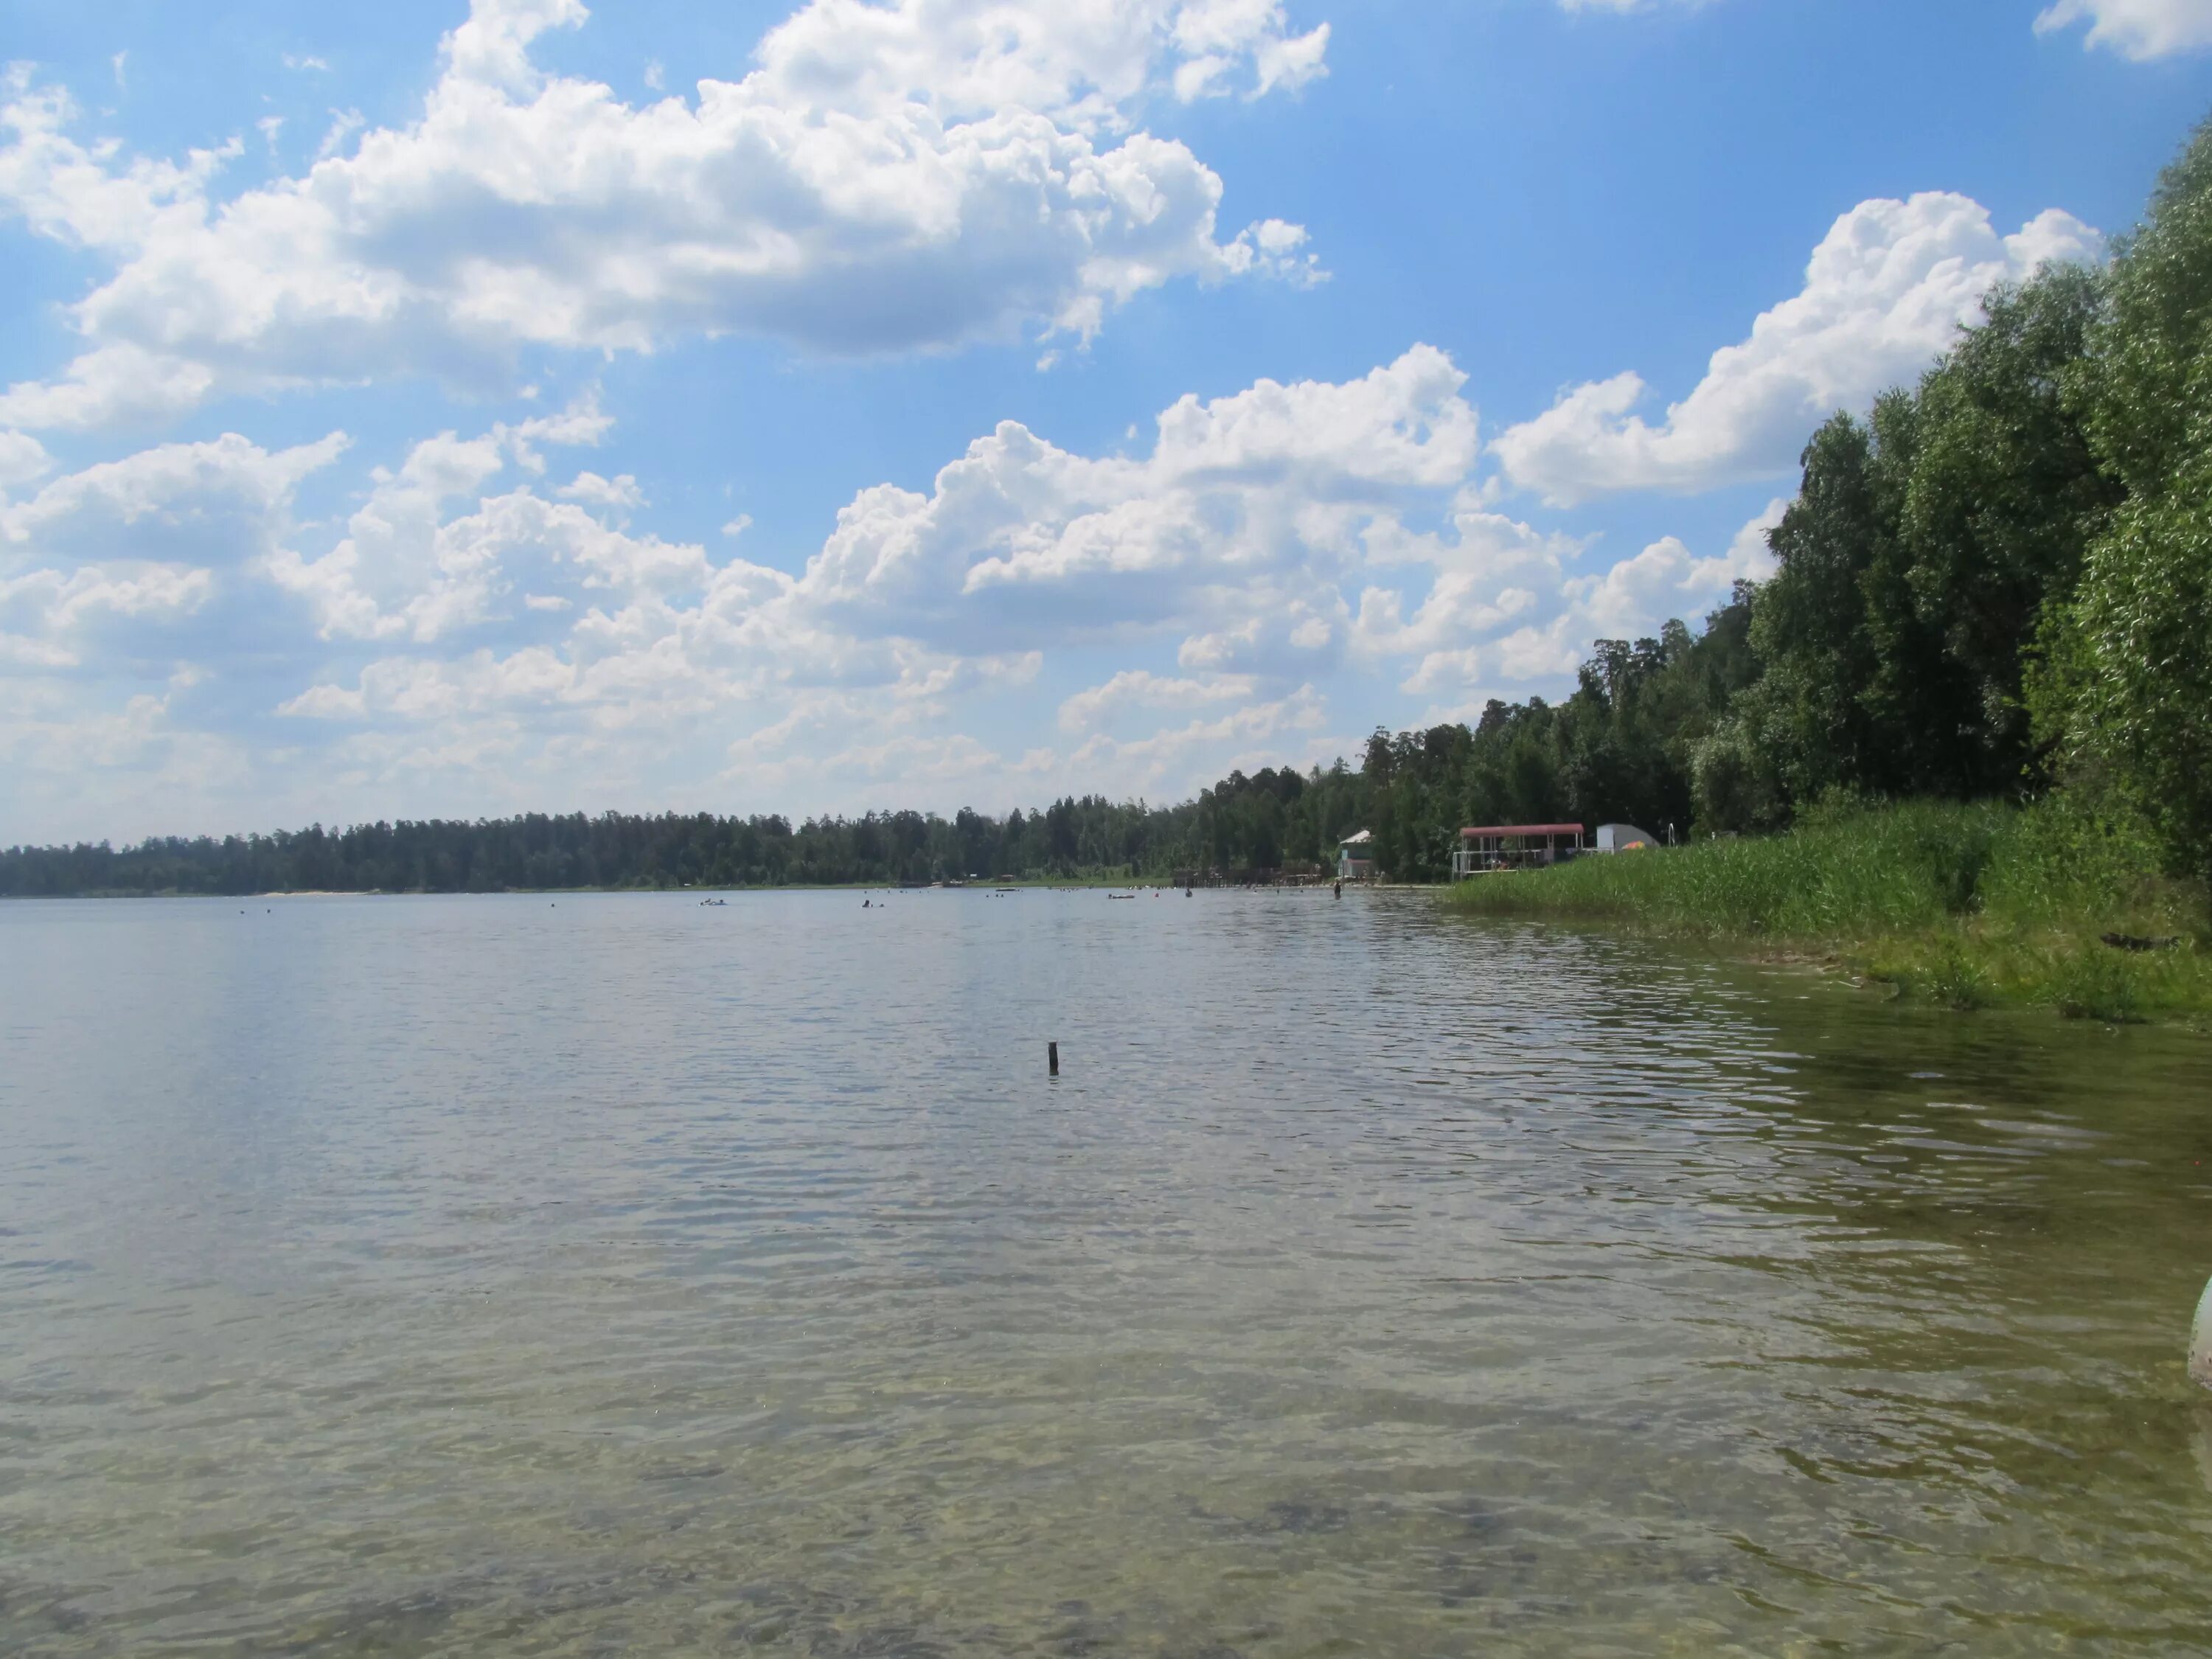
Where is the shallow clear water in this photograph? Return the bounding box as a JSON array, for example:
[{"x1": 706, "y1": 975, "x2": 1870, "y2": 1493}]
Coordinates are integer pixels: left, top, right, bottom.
[{"x1": 3, "y1": 888, "x2": 2211, "y2": 1656}]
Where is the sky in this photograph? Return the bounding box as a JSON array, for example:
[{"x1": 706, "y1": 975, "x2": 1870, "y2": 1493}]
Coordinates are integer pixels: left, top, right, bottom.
[{"x1": 3, "y1": 0, "x2": 2211, "y2": 844}]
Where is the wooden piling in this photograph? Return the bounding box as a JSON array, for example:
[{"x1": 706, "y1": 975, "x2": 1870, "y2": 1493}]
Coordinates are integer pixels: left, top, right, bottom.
[
  {"x1": 2191, "y1": 1273, "x2": 2212, "y2": 1391},
  {"x1": 1048, "y1": 1041, "x2": 1059, "y2": 1077}
]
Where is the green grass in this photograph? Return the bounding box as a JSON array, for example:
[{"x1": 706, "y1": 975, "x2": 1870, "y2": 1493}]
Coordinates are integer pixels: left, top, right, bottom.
[{"x1": 1443, "y1": 799, "x2": 2211, "y2": 1023}]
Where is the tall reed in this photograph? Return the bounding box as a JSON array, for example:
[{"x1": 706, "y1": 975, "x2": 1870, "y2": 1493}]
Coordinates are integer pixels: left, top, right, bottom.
[{"x1": 1442, "y1": 800, "x2": 2208, "y2": 1020}]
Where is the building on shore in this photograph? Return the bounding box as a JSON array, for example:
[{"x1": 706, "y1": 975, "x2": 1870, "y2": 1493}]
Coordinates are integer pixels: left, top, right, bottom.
[
  {"x1": 1594, "y1": 823, "x2": 1658, "y2": 854},
  {"x1": 1337, "y1": 830, "x2": 1376, "y2": 883},
  {"x1": 1450, "y1": 824, "x2": 1585, "y2": 879}
]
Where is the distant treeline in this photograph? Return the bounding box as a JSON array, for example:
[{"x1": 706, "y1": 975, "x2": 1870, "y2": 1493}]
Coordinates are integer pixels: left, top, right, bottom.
[
  {"x1": 0, "y1": 572, "x2": 1916, "y2": 895},
  {"x1": 0, "y1": 658, "x2": 1748, "y2": 894},
  {"x1": 0, "y1": 797, "x2": 1323, "y2": 897},
  {"x1": 9, "y1": 117, "x2": 2211, "y2": 899},
  {"x1": 0, "y1": 614, "x2": 1767, "y2": 893}
]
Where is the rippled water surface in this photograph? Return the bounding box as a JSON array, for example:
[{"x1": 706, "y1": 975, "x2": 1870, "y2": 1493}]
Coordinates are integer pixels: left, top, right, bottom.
[{"x1": 4, "y1": 889, "x2": 2212, "y2": 1655}]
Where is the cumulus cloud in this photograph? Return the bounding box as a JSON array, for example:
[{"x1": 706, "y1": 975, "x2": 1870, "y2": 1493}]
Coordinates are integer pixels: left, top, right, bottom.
[
  {"x1": 556, "y1": 470, "x2": 644, "y2": 511},
  {"x1": 0, "y1": 429, "x2": 343, "y2": 710},
  {"x1": 0, "y1": 431, "x2": 52, "y2": 490},
  {"x1": 306, "y1": 346, "x2": 1747, "y2": 740},
  {"x1": 1, "y1": 563, "x2": 215, "y2": 660},
  {"x1": 1492, "y1": 194, "x2": 2102, "y2": 504},
  {"x1": 1, "y1": 430, "x2": 345, "y2": 569},
  {"x1": 264, "y1": 401, "x2": 698, "y2": 645},
  {"x1": 2, "y1": 347, "x2": 1784, "y2": 835},
  {"x1": 2036, "y1": 0, "x2": 2212, "y2": 58},
  {"x1": 1564, "y1": 513, "x2": 1773, "y2": 639},
  {"x1": 970, "y1": 681, "x2": 1335, "y2": 804},
  {"x1": 1057, "y1": 668, "x2": 1256, "y2": 731},
  {"x1": 795, "y1": 345, "x2": 1476, "y2": 675},
  {"x1": 0, "y1": 0, "x2": 1326, "y2": 430},
  {"x1": 251, "y1": 345, "x2": 1475, "y2": 762},
  {"x1": 1379, "y1": 497, "x2": 1778, "y2": 709}
]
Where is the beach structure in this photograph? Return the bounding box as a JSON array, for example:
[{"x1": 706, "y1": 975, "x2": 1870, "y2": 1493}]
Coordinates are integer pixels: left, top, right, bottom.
[
  {"x1": 1594, "y1": 823, "x2": 1658, "y2": 854},
  {"x1": 1337, "y1": 831, "x2": 1376, "y2": 883},
  {"x1": 1450, "y1": 824, "x2": 1585, "y2": 878}
]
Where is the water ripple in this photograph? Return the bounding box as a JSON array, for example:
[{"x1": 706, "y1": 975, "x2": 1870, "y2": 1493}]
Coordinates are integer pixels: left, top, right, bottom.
[{"x1": 1, "y1": 889, "x2": 2209, "y2": 1655}]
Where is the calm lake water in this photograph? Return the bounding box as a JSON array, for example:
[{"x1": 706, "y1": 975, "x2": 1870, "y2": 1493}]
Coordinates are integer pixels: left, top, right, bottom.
[{"x1": 3, "y1": 888, "x2": 2211, "y2": 1655}]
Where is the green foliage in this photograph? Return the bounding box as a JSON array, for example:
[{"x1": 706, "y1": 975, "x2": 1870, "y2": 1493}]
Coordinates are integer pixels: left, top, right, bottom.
[
  {"x1": 1897, "y1": 268, "x2": 2118, "y2": 781},
  {"x1": 2049, "y1": 942, "x2": 2146, "y2": 1024},
  {"x1": 1719, "y1": 413, "x2": 1893, "y2": 815},
  {"x1": 1447, "y1": 801, "x2": 2009, "y2": 936},
  {"x1": 2037, "y1": 115, "x2": 2212, "y2": 883},
  {"x1": 1971, "y1": 791, "x2": 2168, "y2": 924},
  {"x1": 1716, "y1": 262, "x2": 2115, "y2": 827},
  {"x1": 0, "y1": 791, "x2": 1310, "y2": 895},
  {"x1": 2059, "y1": 492, "x2": 2212, "y2": 882},
  {"x1": 1445, "y1": 798, "x2": 2209, "y2": 1018},
  {"x1": 1918, "y1": 940, "x2": 1994, "y2": 1013},
  {"x1": 1332, "y1": 599, "x2": 1760, "y2": 880}
]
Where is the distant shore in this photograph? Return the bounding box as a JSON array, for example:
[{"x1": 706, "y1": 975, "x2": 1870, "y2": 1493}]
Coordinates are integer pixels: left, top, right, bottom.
[
  {"x1": 1441, "y1": 801, "x2": 2210, "y2": 1026},
  {"x1": 6, "y1": 875, "x2": 1194, "y2": 900}
]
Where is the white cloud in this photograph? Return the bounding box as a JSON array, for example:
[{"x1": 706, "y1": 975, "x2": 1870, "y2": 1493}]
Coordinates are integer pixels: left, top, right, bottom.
[
  {"x1": 1, "y1": 562, "x2": 215, "y2": 656},
  {"x1": 313, "y1": 107, "x2": 365, "y2": 161},
  {"x1": 251, "y1": 347, "x2": 1758, "y2": 771},
  {"x1": 1491, "y1": 194, "x2": 2103, "y2": 504},
  {"x1": 1722, "y1": 496, "x2": 1786, "y2": 582},
  {"x1": 754, "y1": 0, "x2": 1326, "y2": 128},
  {"x1": 265, "y1": 401, "x2": 690, "y2": 644},
  {"x1": 1058, "y1": 683, "x2": 1329, "y2": 798},
  {"x1": 0, "y1": 349, "x2": 1467, "y2": 823},
  {"x1": 1057, "y1": 667, "x2": 1256, "y2": 730},
  {"x1": 0, "y1": 430, "x2": 342, "y2": 718},
  {"x1": 0, "y1": 343, "x2": 220, "y2": 432},
  {"x1": 0, "y1": 0, "x2": 1326, "y2": 431},
  {"x1": 1561, "y1": 525, "x2": 1761, "y2": 642},
  {"x1": 557, "y1": 470, "x2": 644, "y2": 511},
  {"x1": 1351, "y1": 501, "x2": 1578, "y2": 674},
  {"x1": 0, "y1": 431, "x2": 52, "y2": 490},
  {"x1": 1, "y1": 430, "x2": 346, "y2": 568},
  {"x1": 1384, "y1": 496, "x2": 1778, "y2": 709},
  {"x1": 798, "y1": 345, "x2": 1476, "y2": 671},
  {"x1": 2036, "y1": 0, "x2": 2212, "y2": 58},
  {"x1": 0, "y1": 347, "x2": 1787, "y2": 837}
]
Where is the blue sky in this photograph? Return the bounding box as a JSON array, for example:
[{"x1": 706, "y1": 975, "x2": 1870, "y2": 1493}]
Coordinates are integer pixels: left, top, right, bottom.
[{"x1": 3, "y1": 0, "x2": 2209, "y2": 842}]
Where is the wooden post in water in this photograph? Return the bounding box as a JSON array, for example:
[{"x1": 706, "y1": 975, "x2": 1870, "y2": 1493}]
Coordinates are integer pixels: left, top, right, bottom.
[
  {"x1": 2192, "y1": 1274, "x2": 2212, "y2": 1391},
  {"x1": 1048, "y1": 1041, "x2": 1060, "y2": 1078}
]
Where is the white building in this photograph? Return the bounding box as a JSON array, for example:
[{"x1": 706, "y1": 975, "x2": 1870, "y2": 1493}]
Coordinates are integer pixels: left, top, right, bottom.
[{"x1": 1337, "y1": 830, "x2": 1375, "y2": 882}]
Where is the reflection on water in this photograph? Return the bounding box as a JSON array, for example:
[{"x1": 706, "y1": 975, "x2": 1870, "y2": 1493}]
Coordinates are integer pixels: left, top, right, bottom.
[{"x1": 2, "y1": 889, "x2": 2209, "y2": 1655}]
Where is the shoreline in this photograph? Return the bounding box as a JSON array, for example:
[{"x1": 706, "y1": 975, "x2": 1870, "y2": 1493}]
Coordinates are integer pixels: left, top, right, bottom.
[
  {"x1": 1439, "y1": 802, "x2": 2210, "y2": 1028},
  {"x1": 1, "y1": 876, "x2": 1205, "y2": 900}
]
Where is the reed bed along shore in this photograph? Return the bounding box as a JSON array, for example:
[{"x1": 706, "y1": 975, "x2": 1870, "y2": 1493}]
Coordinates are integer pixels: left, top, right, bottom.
[{"x1": 1442, "y1": 801, "x2": 2211, "y2": 1023}]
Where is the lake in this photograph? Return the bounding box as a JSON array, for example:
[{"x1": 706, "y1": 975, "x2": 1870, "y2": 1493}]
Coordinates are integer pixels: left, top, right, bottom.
[{"x1": 3, "y1": 888, "x2": 2210, "y2": 1655}]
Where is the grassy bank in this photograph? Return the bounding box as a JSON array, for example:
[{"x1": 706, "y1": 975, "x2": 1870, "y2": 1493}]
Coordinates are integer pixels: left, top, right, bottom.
[{"x1": 1442, "y1": 800, "x2": 2211, "y2": 1023}]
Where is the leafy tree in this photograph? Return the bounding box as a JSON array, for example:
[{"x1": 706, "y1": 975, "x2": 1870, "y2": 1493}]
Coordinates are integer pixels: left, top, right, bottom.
[
  {"x1": 1717, "y1": 414, "x2": 1893, "y2": 814},
  {"x1": 2041, "y1": 116, "x2": 2212, "y2": 883},
  {"x1": 1896, "y1": 268, "x2": 2118, "y2": 788}
]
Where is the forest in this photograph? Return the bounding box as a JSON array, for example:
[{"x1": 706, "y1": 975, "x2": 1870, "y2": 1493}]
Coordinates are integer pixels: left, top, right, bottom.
[{"x1": 4, "y1": 117, "x2": 2209, "y2": 901}]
